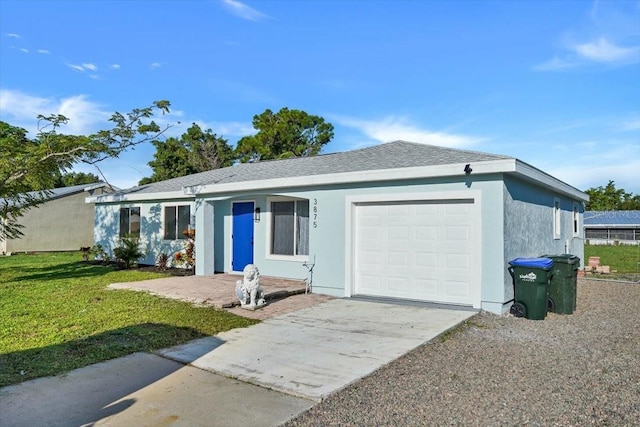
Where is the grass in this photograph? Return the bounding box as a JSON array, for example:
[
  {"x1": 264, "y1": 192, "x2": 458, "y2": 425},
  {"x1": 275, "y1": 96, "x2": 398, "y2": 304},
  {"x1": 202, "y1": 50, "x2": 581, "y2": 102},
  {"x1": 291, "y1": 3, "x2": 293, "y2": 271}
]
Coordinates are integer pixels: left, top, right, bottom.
[
  {"x1": 584, "y1": 244, "x2": 640, "y2": 274},
  {"x1": 0, "y1": 252, "x2": 258, "y2": 387}
]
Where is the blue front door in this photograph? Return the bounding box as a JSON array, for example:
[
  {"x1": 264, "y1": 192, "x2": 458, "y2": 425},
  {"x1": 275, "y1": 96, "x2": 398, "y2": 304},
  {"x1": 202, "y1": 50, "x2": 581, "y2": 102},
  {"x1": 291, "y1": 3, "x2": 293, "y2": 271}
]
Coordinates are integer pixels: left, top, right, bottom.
[{"x1": 232, "y1": 202, "x2": 254, "y2": 272}]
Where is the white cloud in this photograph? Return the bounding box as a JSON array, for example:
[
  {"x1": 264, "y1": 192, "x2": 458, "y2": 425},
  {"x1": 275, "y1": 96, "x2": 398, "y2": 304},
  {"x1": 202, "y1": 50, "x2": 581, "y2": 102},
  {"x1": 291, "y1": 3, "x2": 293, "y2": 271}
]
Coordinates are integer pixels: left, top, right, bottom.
[
  {"x1": 110, "y1": 64, "x2": 120, "y2": 69},
  {"x1": 542, "y1": 143, "x2": 640, "y2": 193},
  {"x1": 221, "y1": 0, "x2": 269, "y2": 21},
  {"x1": 37, "y1": 49, "x2": 50, "y2": 54},
  {"x1": 536, "y1": 38, "x2": 640, "y2": 71},
  {"x1": 150, "y1": 62, "x2": 162, "y2": 69},
  {"x1": 619, "y1": 117, "x2": 640, "y2": 131},
  {"x1": 6, "y1": 33, "x2": 21, "y2": 38},
  {"x1": 82, "y1": 63, "x2": 98, "y2": 71},
  {"x1": 66, "y1": 63, "x2": 86, "y2": 72},
  {"x1": 20, "y1": 48, "x2": 28, "y2": 53},
  {"x1": 536, "y1": 1, "x2": 640, "y2": 71},
  {"x1": 574, "y1": 38, "x2": 640, "y2": 63},
  {"x1": 534, "y1": 56, "x2": 578, "y2": 71},
  {"x1": 332, "y1": 115, "x2": 482, "y2": 148},
  {"x1": 0, "y1": 89, "x2": 110, "y2": 136}
]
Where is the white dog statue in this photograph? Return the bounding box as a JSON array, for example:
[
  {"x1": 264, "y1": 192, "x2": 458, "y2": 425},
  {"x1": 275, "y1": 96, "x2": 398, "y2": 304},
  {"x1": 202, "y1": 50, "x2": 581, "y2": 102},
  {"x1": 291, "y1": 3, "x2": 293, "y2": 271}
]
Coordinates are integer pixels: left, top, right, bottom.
[{"x1": 235, "y1": 264, "x2": 266, "y2": 309}]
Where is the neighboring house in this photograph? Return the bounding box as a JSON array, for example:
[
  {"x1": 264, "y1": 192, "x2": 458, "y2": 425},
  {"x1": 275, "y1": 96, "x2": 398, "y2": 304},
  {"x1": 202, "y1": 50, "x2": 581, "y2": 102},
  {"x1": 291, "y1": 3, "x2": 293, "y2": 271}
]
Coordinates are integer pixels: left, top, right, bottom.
[
  {"x1": 89, "y1": 141, "x2": 588, "y2": 314},
  {"x1": 584, "y1": 210, "x2": 640, "y2": 245},
  {"x1": 1, "y1": 183, "x2": 115, "y2": 254}
]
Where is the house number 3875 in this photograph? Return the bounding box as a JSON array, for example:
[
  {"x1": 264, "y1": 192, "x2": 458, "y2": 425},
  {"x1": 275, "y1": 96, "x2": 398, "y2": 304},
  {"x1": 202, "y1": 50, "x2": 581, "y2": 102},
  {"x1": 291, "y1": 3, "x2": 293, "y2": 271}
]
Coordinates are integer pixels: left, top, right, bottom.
[{"x1": 313, "y1": 198, "x2": 318, "y2": 228}]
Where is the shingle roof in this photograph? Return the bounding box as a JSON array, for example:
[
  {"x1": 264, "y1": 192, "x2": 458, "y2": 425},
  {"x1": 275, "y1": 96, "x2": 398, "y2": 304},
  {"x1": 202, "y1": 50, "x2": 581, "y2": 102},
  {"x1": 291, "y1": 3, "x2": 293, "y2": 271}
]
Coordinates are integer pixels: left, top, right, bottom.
[
  {"x1": 584, "y1": 211, "x2": 640, "y2": 226},
  {"x1": 120, "y1": 141, "x2": 511, "y2": 196},
  {"x1": 1, "y1": 182, "x2": 111, "y2": 208}
]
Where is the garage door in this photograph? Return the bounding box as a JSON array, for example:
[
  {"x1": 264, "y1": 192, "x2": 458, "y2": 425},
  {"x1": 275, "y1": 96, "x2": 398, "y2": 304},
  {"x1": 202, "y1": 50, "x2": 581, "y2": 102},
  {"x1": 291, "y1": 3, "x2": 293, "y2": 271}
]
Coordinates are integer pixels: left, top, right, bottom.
[{"x1": 354, "y1": 200, "x2": 477, "y2": 306}]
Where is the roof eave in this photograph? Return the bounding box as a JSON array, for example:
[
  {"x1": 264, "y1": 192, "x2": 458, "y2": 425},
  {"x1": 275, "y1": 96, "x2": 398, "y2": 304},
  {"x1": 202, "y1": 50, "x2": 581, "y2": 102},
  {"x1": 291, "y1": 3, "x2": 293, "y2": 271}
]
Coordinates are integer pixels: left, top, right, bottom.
[
  {"x1": 87, "y1": 191, "x2": 193, "y2": 204},
  {"x1": 190, "y1": 159, "x2": 517, "y2": 196},
  {"x1": 512, "y1": 160, "x2": 589, "y2": 202}
]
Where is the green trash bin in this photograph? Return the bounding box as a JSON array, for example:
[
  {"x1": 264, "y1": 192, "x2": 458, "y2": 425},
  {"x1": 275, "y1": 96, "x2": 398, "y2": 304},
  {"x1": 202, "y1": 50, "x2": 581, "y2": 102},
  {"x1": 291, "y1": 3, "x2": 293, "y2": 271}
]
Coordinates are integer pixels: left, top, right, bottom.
[
  {"x1": 541, "y1": 254, "x2": 580, "y2": 314},
  {"x1": 508, "y1": 257, "x2": 554, "y2": 320}
]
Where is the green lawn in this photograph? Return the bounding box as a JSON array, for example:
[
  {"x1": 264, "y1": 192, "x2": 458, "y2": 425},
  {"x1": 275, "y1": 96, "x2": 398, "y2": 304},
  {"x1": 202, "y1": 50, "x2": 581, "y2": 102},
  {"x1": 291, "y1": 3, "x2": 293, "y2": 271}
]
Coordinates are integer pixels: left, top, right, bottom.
[
  {"x1": 0, "y1": 252, "x2": 258, "y2": 387},
  {"x1": 584, "y1": 244, "x2": 640, "y2": 274}
]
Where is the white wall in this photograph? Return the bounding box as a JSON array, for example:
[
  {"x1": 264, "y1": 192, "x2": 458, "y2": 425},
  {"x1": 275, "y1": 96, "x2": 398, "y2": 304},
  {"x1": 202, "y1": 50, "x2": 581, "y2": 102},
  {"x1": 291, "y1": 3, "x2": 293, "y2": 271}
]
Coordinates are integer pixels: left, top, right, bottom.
[{"x1": 94, "y1": 200, "x2": 194, "y2": 265}]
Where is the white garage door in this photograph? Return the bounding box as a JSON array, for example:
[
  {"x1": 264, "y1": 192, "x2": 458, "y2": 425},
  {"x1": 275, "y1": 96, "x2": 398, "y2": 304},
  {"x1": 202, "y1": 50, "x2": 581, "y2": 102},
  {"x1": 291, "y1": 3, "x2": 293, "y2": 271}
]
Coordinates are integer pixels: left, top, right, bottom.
[{"x1": 354, "y1": 200, "x2": 477, "y2": 306}]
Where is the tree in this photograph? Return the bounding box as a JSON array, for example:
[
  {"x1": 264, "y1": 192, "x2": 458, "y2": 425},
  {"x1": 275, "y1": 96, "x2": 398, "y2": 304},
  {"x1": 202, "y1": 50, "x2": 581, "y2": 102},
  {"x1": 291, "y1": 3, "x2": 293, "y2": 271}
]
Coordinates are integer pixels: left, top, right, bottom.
[
  {"x1": 0, "y1": 100, "x2": 171, "y2": 240},
  {"x1": 234, "y1": 108, "x2": 334, "y2": 162},
  {"x1": 52, "y1": 171, "x2": 101, "y2": 188},
  {"x1": 140, "y1": 123, "x2": 234, "y2": 185},
  {"x1": 584, "y1": 180, "x2": 640, "y2": 210}
]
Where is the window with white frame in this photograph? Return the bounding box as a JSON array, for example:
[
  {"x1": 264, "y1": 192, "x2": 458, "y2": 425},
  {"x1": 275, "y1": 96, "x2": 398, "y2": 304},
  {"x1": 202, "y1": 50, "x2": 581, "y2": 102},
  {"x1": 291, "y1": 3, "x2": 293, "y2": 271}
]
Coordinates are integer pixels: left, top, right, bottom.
[
  {"x1": 573, "y1": 203, "x2": 579, "y2": 237},
  {"x1": 164, "y1": 205, "x2": 191, "y2": 240},
  {"x1": 119, "y1": 207, "x2": 141, "y2": 237},
  {"x1": 270, "y1": 199, "x2": 309, "y2": 256},
  {"x1": 553, "y1": 198, "x2": 561, "y2": 239}
]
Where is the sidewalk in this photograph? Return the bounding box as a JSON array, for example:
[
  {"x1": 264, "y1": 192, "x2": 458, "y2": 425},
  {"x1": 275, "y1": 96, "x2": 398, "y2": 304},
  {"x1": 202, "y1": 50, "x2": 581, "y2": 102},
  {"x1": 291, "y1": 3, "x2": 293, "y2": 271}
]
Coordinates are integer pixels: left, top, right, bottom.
[{"x1": 0, "y1": 353, "x2": 314, "y2": 427}]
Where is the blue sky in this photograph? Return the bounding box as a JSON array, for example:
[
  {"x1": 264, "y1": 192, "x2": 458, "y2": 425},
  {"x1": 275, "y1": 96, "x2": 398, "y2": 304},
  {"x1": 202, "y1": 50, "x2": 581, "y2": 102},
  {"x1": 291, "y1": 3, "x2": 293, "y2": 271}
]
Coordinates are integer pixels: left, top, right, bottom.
[{"x1": 1, "y1": 0, "x2": 639, "y2": 193}]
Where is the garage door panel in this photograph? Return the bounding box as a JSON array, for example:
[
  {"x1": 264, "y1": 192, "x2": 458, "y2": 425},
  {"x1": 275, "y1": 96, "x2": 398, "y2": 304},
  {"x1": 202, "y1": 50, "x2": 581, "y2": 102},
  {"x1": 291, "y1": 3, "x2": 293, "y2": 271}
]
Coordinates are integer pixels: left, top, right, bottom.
[
  {"x1": 443, "y1": 280, "x2": 471, "y2": 298},
  {"x1": 446, "y1": 203, "x2": 471, "y2": 215},
  {"x1": 446, "y1": 254, "x2": 470, "y2": 268},
  {"x1": 359, "y1": 274, "x2": 383, "y2": 291},
  {"x1": 445, "y1": 225, "x2": 470, "y2": 240},
  {"x1": 415, "y1": 252, "x2": 438, "y2": 268},
  {"x1": 387, "y1": 251, "x2": 409, "y2": 268},
  {"x1": 359, "y1": 249, "x2": 383, "y2": 266},
  {"x1": 388, "y1": 225, "x2": 409, "y2": 240},
  {"x1": 416, "y1": 225, "x2": 438, "y2": 241},
  {"x1": 415, "y1": 203, "x2": 439, "y2": 215},
  {"x1": 414, "y1": 278, "x2": 438, "y2": 294},
  {"x1": 387, "y1": 277, "x2": 409, "y2": 292},
  {"x1": 354, "y1": 200, "x2": 476, "y2": 306}
]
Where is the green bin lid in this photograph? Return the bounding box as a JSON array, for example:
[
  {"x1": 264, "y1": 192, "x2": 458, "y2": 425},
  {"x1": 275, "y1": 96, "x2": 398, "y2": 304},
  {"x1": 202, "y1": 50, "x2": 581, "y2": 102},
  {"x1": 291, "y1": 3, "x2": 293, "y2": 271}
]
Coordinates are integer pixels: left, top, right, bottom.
[{"x1": 540, "y1": 254, "x2": 580, "y2": 264}]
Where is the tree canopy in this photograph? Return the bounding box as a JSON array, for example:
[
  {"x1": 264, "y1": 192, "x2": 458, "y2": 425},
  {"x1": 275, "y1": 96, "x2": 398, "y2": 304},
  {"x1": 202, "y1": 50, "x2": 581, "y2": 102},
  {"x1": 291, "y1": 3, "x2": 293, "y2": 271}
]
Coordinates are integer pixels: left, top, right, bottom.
[
  {"x1": 235, "y1": 108, "x2": 334, "y2": 162},
  {"x1": 584, "y1": 180, "x2": 640, "y2": 210},
  {"x1": 52, "y1": 171, "x2": 101, "y2": 188},
  {"x1": 0, "y1": 100, "x2": 171, "y2": 240},
  {"x1": 139, "y1": 123, "x2": 234, "y2": 185}
]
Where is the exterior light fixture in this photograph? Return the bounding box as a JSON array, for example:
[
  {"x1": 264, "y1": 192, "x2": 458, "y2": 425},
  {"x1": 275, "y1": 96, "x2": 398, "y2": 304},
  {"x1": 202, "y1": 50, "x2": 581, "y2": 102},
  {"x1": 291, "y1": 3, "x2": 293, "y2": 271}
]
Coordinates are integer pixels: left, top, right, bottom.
[
  {"x1": 464, "y1": 164, "x2": 472, "y2": 175},
  {"x1": 254, "y1": 207, "x2": 261, "y2": 223}
]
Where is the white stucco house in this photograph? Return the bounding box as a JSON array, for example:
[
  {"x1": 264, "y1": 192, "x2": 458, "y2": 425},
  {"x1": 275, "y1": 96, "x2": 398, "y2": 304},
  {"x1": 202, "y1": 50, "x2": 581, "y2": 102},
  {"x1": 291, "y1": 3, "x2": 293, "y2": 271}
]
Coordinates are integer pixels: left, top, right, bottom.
[{"x1": 88, "y1": 141, "x2": 588, "y2": 314}]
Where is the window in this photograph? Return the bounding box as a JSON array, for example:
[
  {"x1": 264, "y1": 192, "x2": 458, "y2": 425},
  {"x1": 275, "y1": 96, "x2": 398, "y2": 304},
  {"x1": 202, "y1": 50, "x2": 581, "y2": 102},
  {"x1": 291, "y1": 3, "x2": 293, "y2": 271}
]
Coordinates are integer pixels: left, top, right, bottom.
[
  {"x1": 164, "y1": 205, "x2": 191, "y2": 240},
  {"x1": 573, "y1": 203, "x2": 579, "y2": 237},
  {"x1": 271, "y1": 200, "x2": 309, "y2": 256},
  {"x1": 119, "y1": 207, "x2": 140, "y2": 237},
  {"x1": 553, "y1": 198, "x2": 561, "y2": 239}
]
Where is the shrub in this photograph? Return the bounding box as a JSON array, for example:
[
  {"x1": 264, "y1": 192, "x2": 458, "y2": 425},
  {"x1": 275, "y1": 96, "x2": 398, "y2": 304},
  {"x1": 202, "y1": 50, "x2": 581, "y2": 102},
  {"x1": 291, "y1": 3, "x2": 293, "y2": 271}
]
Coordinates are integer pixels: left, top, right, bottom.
[
  {"x1": 156, "y1": 253, "x2": 169, "y2": 270},
  {"x1": 91, "y1": 244, "x2": 111, "y2": 264},
  {"x1": 174, "y1": 229, "x2": 195, "y2": 270},
  {"x1": 113, "y1": 235, "x2": 145, "y2": 269}
]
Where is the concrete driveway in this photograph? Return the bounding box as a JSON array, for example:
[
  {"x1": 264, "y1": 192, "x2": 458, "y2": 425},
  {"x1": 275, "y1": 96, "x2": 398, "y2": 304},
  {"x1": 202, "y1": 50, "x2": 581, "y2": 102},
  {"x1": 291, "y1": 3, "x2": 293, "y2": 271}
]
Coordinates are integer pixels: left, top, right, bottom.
[
  {"x1": 0, "y1": 298, "x2": 475, "y2": 426},
  {"x1": 158, "y1": 299, "x2": 476, "y2": 402}
]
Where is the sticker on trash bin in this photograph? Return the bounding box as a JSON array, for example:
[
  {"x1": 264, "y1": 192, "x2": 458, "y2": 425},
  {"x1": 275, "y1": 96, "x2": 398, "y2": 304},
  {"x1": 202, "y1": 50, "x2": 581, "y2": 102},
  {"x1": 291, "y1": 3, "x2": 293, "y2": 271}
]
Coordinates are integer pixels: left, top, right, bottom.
[{"x1": 519, "y1": 272, "x2": 537, "y2": 282}]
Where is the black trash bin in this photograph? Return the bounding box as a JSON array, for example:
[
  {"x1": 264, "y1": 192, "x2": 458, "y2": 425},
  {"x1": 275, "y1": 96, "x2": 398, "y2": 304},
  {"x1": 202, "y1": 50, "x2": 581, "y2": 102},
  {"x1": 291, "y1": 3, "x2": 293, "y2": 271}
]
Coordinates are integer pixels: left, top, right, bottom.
[
  {"x1": 541, "y1": 254, "x2": 580, "y2": 314},
  {"x1": 508, "y1": 257, "x2": 554, "y2": 320}
]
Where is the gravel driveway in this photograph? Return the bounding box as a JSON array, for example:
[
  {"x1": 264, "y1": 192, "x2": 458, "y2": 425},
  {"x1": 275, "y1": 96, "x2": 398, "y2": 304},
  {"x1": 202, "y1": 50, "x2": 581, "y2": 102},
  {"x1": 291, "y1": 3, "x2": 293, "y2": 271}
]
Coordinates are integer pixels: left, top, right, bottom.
[{"x1": 285, "y1": 279, "x2": 640, "y2": 426}]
